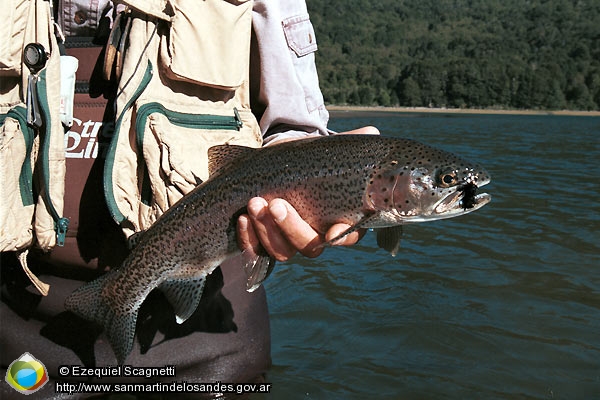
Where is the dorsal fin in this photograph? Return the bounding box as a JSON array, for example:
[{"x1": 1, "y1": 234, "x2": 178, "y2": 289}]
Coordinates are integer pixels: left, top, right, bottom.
[
  {"x1": 127, "y1": 230, "x2": 146, "y2": 250},
  {"x1": 207, "y1": 144, "x2": 257, "y2": 177}
]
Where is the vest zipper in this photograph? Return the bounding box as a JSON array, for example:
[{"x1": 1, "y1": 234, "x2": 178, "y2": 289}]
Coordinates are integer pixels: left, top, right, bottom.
[{"x1": 135, "y1": 102, "x2": 243, "y2": 206}]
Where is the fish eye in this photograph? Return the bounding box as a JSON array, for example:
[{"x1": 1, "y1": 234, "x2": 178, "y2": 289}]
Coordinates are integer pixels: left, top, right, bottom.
[{"x1": 437, "y1": 169, "x2": 459, "y2": 187}]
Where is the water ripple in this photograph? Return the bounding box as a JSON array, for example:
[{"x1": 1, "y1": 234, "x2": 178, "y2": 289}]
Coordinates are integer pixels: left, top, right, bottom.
[{"x1": 264, "y1": 113, "x2": 600, "y2": 399}]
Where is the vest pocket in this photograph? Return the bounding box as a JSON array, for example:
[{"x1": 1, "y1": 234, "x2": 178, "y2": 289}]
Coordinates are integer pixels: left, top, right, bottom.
[
  {"x1": 159, "y1": 0, "x2": 253, "y2": 90},
  {"x1": 137, "y1": 102, "x2": 242, "y2": 205},
  {"x1": 131, "y1": 102, "x2": 260, "y2": 230},
  {"x1": 0, "y1": 0, "x2": 29, "y2": 77},
  {"x1": 0, "y1": 106, "x2": 36, "y2": 251}
]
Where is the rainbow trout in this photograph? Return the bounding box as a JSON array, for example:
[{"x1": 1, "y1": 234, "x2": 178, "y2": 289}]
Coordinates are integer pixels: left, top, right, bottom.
[{"x1": 65, "y1": 134, "x2": 491, "y2": 363}]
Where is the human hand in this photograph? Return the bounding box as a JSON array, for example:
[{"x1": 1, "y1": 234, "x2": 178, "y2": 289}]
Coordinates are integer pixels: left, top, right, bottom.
[{"x1": 237, "y1": 126, "x2": 380, "y2": 262}]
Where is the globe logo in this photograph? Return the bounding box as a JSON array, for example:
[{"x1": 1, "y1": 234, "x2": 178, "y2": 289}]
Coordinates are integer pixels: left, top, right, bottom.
[{"x1": 5, "y1": 353, "x2": 49, "y2": 395}]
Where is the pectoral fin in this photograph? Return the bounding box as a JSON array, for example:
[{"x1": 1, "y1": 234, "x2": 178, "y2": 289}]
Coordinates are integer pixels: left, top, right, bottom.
[
  {"x1": 241, "y1": 248, "x2": 276, "y2": 292},
  {"x1": 321, "y1": 213, "x2": 380, "y2": 247},
  {"x1": 376, "y1": 225, "x2": 403, "y2": 256},
  {"x1": 319, "y1": 213, "x2": 403, "y2": 256},
  {"x1": 158, "y1": 277, "x2": 206, "y2": 324}
]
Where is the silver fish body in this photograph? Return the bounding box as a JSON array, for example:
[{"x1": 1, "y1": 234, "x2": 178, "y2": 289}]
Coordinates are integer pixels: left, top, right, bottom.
[{"x1": 65, "y1": 134, "x2": 491, "y2": 363}]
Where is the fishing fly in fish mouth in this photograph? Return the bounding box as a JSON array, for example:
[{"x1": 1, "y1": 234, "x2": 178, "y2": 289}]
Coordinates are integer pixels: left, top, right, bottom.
[
  {"x1": 64, "y1": 134, "x2": 492, "y2": 364},
  {"x1": 459, "y1": 181, "x2": 479, "y2": 210},
  {"x1": 432, "y1": 167, "x2": 488, "y2": 213}
]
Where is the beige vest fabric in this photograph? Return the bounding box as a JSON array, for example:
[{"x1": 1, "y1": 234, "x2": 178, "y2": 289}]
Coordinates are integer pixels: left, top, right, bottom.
[
  {"x1": 104, "y1": 0, "x2": 262, "y2": 237},
  {"x1": 1, "y1": 0, "x2": 68, "y2": 294}
]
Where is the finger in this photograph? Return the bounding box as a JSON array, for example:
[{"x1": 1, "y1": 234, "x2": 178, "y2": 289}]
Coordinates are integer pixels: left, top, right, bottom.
[
  {"x1": 338, "y1": 126, "x2": 380, "y2": 135},
  {"x1": 325, "y1": 223, "x2": 365, "y2": 246},
  {"x1": 237, "y1": 213, "x2": 260, "y2": 252},
  {"x1": 268, "y1": 199, "x2": 324, "y2": 258},
  {"x1": 247, "y1": 197, "x2": 297, "y2": 262}
]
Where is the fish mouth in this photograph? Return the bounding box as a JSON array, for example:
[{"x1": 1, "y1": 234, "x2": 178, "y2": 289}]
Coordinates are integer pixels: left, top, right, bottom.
[{"x1": 434, "y1": 181, "x2": 491, "y2": 217}]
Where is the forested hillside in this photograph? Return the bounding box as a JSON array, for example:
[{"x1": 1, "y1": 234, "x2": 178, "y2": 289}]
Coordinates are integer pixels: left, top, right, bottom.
[{"x1": 307, "y1": 0, "x2": 600, "y2": 110}]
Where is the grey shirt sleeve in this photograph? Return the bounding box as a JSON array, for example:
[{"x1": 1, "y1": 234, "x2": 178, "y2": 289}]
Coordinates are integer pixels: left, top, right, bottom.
[{"x1": 251, "y1": 0, "x2": 331, "y2": 145}]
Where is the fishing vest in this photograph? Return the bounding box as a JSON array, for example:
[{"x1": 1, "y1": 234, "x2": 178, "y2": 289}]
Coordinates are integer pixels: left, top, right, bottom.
[
  {"x1": 1, "y1": 0, "x2": 72, "y2": 295},
  {"x1": 2, "y1": 0, "x2": 262, "y2": 294},
  {"x1": 103, "y1": 0, "x2": 262, "y2": 239}
]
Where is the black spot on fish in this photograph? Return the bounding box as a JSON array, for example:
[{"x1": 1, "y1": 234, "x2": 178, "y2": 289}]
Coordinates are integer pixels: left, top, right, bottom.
[{"x1": 459, "y1": 182, "x2": 478, "y2": 210}]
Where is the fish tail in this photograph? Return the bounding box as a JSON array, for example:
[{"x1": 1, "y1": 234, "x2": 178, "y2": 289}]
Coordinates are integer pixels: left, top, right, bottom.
[{"x1": 64, "y1": 272, "x2": 137, "y2": 364}]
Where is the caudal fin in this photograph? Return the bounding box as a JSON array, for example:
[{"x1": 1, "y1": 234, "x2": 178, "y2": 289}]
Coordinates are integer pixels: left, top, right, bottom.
[{"x1": 64, "y1": 272, "x2": 138, "y2": 364}]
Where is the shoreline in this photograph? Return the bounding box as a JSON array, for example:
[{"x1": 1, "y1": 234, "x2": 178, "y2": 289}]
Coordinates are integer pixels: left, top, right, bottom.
[{"x1": 327, "y1": 105, "x2": 600, "y2": 117}]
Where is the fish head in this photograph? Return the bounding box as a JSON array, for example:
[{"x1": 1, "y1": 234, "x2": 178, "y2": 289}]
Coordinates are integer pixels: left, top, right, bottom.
[{"x1": 365, "y1": 139, "x2": 491, "y2": 224}]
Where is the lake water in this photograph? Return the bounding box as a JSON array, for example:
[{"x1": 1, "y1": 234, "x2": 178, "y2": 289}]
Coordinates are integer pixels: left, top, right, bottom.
[{"x1": 260, "y1": 112, "x2": 600, "y2": 399}]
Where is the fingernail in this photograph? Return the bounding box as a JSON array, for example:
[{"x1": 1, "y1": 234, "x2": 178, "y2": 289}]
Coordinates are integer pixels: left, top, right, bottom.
[
  {"x1": 269, "y1": 201, "x2": 287, "y2": 224},
  {"x1": 248, "y1": 198, "x2": 268, "y2": 218},
  {"x1": 238, "y1": 215, "x2": 248, "y2": 231}
]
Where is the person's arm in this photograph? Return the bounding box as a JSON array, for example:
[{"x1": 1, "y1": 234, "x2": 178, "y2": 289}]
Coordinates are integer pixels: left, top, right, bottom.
[
  {"x1": 250, "y1": 0, "x2": 330, "y2": 145},
  {"x1": 241, "y1": 1, "x2": 379, "y2": 261}
]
